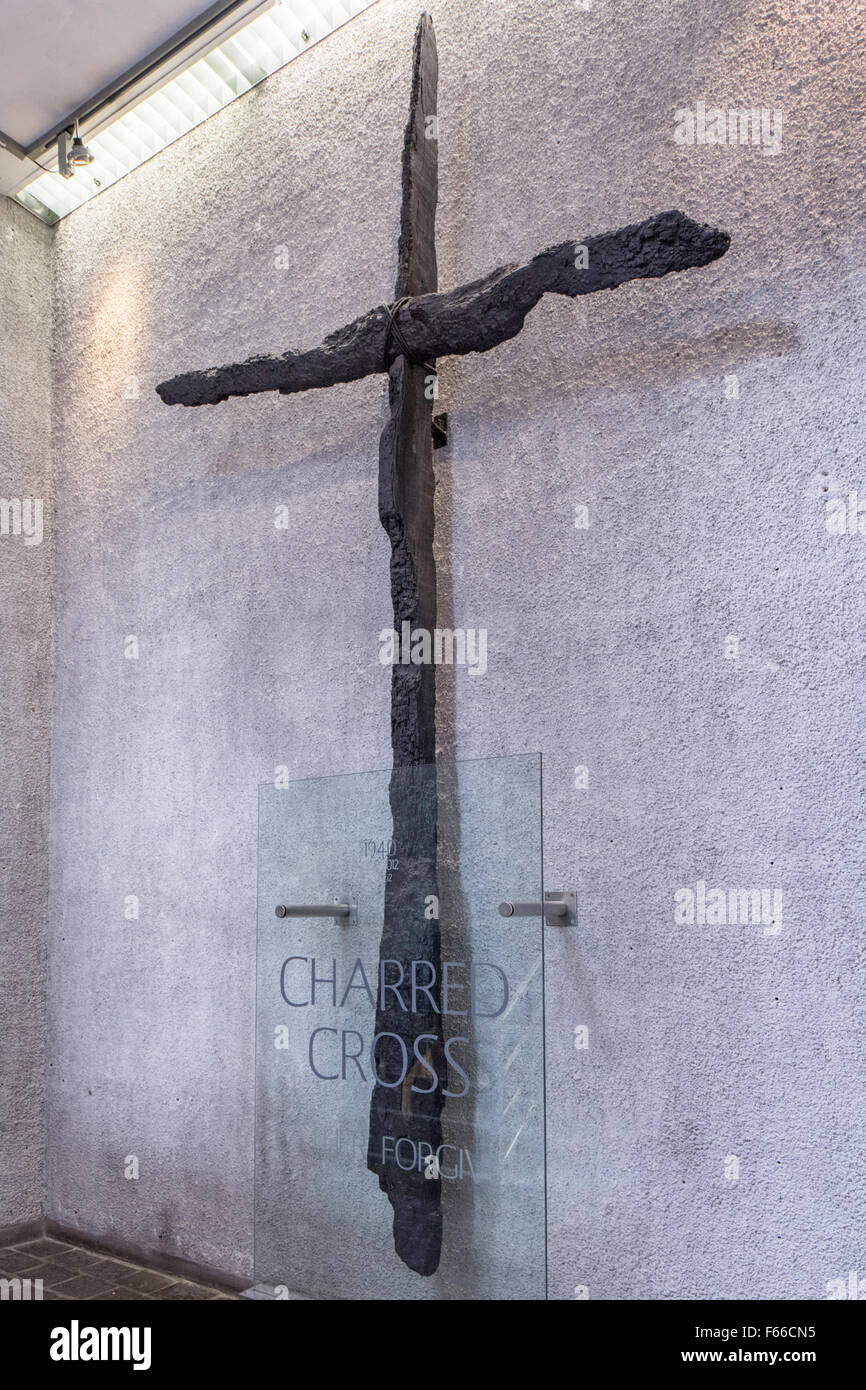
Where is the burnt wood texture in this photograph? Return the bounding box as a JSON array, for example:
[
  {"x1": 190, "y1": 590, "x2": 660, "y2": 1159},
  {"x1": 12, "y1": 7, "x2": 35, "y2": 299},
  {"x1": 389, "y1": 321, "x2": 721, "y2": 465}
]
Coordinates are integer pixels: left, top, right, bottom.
[
  {"x1": 368, "y1": 13, "x2": 444, "y2": 1276},
  {"x1": 156, "y1": 210, "x2": 729, "y2": 407}
]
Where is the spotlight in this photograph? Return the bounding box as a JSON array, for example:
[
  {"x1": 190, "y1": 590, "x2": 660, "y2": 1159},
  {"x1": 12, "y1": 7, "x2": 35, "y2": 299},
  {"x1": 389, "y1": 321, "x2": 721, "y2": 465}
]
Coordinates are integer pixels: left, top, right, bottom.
[{"x1": 58, "y1": 120, "x2": 94, "y2": 178}]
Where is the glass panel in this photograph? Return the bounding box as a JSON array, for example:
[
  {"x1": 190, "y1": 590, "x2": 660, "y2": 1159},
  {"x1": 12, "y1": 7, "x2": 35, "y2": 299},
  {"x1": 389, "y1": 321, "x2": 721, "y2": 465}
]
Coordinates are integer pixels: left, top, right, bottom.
[{"x1": 255, "y1": 754, "x2": 545, "y2": 1299}]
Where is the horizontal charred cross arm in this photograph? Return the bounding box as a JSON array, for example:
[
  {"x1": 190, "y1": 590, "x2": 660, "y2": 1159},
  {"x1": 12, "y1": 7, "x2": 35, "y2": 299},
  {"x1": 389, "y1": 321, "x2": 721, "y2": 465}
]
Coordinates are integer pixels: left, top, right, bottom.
[{"x1": 156, "y1": 210, "x2": 729, "y2": 407}]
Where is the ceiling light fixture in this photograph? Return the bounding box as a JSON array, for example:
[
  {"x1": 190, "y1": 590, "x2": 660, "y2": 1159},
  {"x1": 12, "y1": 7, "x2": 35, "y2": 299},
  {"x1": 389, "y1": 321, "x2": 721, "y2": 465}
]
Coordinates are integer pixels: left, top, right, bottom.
[
  {"x1": 58, "y1": 120, "x2": 94, "y2": 178},
  {"x1": 14, "y1": 0, "x2": 377, "y2": 223}
]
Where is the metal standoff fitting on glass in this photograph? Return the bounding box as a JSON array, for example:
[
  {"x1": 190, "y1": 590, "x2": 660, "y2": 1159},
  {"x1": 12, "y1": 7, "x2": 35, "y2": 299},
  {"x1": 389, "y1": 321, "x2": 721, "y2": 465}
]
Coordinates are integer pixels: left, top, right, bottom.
[
  {"x1": 498, "y1": 892, "x2": 576, "y2": 926},
  {"x1": 274, "y1": 901, "x2": 352, "y2": 920}
]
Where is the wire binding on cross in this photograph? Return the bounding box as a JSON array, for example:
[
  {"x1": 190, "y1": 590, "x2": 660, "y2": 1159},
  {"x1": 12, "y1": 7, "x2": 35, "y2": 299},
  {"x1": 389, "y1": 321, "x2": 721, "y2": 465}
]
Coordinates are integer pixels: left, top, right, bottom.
[{"x1": 382, "y1": 296, "x2": 436, "y2": 375}]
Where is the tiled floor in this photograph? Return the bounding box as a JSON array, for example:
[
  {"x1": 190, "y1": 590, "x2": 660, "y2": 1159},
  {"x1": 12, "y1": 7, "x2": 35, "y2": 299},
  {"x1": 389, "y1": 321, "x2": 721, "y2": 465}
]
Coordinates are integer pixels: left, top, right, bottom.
[{"x1": 0, "y1": 1236, "x2": 240, "y2": 1300}]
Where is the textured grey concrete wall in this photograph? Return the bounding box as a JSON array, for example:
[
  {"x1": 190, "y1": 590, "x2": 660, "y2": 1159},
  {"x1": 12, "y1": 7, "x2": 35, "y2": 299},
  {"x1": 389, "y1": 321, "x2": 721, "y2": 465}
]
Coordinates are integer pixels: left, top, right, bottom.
[
  {"x1": 47, "y1": 0, "x2": 865, "y2": 1297},
  {"x1": 0, "y1": 196, "x2": 52, "y2": 1231}
]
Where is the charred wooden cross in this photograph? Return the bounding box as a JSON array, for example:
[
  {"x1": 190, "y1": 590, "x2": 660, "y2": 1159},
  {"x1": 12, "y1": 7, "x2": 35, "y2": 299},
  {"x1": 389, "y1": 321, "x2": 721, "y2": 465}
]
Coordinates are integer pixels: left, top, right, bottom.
[{"x1": 157, "y1": 13, "x2": 729, "y2": 1278}]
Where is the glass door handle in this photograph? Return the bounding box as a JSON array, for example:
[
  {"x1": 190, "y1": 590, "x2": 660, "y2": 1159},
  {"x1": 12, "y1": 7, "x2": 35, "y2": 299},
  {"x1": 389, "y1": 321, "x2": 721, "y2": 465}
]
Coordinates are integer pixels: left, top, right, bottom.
[{"x1": 498, "y1": 892, "x2": 575, "y2": 925}]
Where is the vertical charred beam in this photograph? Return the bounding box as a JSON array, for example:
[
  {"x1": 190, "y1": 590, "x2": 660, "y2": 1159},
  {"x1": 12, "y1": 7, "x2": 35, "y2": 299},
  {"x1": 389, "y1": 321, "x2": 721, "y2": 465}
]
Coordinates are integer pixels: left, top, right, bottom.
[{"x1": 368, "y1": 12, "x2": 443, "y2": 1276}]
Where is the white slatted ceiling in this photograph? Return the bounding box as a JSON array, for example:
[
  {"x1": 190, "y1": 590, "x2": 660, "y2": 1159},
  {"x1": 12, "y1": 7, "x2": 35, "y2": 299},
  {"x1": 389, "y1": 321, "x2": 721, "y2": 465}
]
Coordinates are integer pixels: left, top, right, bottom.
[{"x1": 16, "y1": 0, "x2": 376, "y2": 220}]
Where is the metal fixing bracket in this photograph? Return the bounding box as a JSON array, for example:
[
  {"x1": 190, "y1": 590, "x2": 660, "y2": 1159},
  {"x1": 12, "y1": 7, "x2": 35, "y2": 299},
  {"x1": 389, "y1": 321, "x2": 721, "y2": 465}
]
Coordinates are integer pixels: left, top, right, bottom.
[
  {"x1": 275, "y1": 899, "x2": 356, "y2": 924},
  {"x1": 498, "y1": 891, "x2": 576, "y2": 926}
]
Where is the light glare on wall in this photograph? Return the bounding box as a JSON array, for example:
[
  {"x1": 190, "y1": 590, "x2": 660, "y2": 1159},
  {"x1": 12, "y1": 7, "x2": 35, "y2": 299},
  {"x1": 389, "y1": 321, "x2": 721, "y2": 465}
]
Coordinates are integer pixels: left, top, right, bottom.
[{"x1": 15, "y1": 0, "x2": 377, "y2": 223}]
